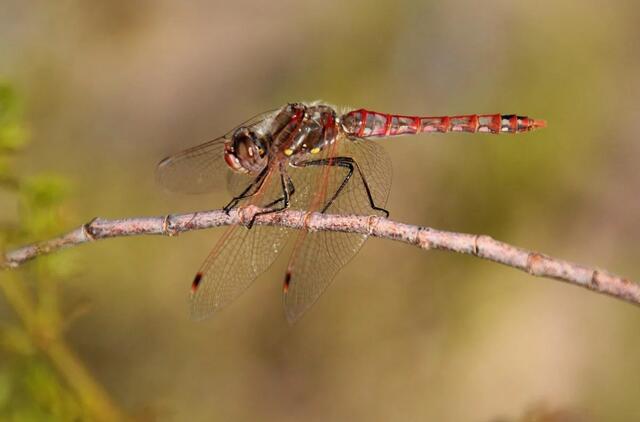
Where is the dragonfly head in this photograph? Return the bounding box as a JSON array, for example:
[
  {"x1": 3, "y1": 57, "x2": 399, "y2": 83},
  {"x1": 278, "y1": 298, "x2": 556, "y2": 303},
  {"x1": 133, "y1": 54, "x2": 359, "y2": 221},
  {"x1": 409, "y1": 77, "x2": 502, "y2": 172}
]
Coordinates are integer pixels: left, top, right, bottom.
[{"x1": 224, "y1": 127, "x2": 269, "y2": 175}]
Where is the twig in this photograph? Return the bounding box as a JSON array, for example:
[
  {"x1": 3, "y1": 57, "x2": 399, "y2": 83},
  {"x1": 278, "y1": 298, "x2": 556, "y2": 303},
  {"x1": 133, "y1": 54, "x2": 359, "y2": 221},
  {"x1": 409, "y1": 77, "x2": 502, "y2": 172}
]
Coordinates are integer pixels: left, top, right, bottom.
[{"x1": 1, "y1": 206, "x2": 638, "y2": 306}]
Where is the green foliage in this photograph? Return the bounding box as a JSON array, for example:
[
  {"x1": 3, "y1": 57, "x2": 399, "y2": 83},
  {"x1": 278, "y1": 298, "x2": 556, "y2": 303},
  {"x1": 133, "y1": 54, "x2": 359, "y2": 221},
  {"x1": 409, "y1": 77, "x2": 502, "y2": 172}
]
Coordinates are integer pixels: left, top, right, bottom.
[
  {"x1": 0, "y1": 357, "x2": 86, "y2": 421},
  {"x1": 0, "y1": 85, "x2": 28, "y2": 153},
  {"x1": 20, "y1": 175, "x2": 71, "y2": 238},
  {"x1": 0, "y1": 82, "x2": 93, "y2": 421}
]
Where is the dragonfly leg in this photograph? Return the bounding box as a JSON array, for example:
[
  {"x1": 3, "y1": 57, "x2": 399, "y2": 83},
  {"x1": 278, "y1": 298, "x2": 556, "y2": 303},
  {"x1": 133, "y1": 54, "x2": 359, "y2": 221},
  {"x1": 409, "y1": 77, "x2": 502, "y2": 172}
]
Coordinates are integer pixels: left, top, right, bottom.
[
  {"x1": 247, "y1": 169, "x2": 293, "y2": 229},
  {"x1": 295, "y1": 157, "x2": 389, "y2": 217},
  {"x1": 223, "y1": 167, "x2": 269, "y2": 214},
  {"x1": 262, "y1": 175, "x2": 295, "y2": 208}
]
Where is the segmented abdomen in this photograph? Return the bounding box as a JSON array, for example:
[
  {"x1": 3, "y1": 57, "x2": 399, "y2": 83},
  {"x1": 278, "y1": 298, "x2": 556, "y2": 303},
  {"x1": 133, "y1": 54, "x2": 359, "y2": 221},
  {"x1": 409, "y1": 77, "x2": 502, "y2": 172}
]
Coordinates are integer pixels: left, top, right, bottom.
[{"x1": 341, "y1": 109, "x2": 546, "y2": 138}]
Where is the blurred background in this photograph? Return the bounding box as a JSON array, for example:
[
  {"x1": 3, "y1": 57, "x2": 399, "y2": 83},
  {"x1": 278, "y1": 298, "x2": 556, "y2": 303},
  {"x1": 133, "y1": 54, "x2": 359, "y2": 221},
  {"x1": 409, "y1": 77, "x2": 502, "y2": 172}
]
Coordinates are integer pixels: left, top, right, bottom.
[{"x1": 1, "y1": 0, "x2": 639, "y2": 420}]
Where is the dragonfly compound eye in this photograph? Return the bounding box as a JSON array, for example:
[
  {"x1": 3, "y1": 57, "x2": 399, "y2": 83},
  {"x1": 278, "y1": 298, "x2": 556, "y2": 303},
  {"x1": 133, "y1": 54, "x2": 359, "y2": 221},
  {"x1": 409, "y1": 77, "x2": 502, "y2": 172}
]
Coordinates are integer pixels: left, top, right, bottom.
[{"x1": 224, "y1": 127, "x2": 269, "y2": 175}]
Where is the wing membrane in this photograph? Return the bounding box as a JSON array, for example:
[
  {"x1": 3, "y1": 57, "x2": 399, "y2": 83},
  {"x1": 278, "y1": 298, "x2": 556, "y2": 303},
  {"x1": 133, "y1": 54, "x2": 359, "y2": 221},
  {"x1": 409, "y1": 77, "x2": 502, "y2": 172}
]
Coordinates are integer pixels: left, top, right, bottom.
[
  {"x1": 283, "y1": 139, "x2": 392, "y2": 323},
  {"x1": 156, "y1": 111, "x2": 275, "y2": 195},
  {"x1": 156, "y1": 136, "x2": 229, "y2": 194},
  {"x1": 190, "y1": 223, "x2": 290, "y2": 320},
  {"x1": 189, "y1": 168, "x2": 291, "y2": 319}
]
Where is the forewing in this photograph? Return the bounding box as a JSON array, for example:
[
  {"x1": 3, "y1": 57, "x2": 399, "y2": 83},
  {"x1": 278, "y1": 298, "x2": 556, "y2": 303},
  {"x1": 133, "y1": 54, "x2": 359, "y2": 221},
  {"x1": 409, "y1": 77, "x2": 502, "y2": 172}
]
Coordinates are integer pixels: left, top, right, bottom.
[
  {"x1": 156, "y1": 136, "x2": 229, "y2": 194},
  {"x1": 156, "y1": 110, "x2": 275, "y2": 195},
  {"x1": 283, "y1": 139, "x2": 392, "y2": 323},
  {"x1": 190, "y1": 223, "x2": 290, "y2": 320},
  {"x1": 226, "y1": 170, "x2": 257, "y2": 198},
  {"x1": 189, "y1": 168, "x2": 291, "y2": 320}
]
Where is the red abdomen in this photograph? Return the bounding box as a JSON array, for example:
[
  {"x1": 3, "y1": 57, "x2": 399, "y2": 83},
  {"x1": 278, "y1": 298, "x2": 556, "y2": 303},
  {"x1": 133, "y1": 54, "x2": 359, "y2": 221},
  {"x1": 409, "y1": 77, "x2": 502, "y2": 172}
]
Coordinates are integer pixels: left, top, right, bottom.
[{"x1": 341, "y1": 109, "x2": 546, "y2": 138}]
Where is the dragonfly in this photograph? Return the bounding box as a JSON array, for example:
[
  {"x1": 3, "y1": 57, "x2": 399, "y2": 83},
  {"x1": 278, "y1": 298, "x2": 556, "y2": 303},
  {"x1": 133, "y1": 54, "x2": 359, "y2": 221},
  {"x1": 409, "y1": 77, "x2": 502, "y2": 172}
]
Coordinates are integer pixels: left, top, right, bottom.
[{"x1": 156, "y1": 102, "x2": 546, "y2": 322}]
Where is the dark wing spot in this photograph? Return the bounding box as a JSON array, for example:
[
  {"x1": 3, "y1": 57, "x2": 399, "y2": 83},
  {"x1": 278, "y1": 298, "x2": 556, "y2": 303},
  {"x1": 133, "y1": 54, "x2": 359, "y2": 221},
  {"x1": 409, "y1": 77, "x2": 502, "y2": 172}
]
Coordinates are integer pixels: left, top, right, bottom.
[
  {"x1": 283, "y1": 271, "x2": 292, "y2": 294},
  {"x1": 191, "y1": 272, "x2": 203, "y2": 293}
]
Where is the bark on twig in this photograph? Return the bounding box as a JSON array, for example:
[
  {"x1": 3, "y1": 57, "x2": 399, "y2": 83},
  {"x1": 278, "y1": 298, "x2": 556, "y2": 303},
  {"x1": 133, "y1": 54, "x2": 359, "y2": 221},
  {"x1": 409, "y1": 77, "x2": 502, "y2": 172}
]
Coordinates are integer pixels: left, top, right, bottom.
[{"x1": 1, "y1": 206, "x2": 638, "y2": 306}]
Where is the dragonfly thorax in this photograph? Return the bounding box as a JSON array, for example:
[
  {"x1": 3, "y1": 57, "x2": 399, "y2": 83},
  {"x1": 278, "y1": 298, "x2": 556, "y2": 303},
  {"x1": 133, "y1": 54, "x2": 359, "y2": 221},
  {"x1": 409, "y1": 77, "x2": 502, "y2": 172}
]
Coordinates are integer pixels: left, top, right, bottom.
[
  {"x1": 224, "y1": 127, "x2": 269, "y2": 175},
  {"x1": 270, "y1": 103, "x2": 339, "y2": 161}
]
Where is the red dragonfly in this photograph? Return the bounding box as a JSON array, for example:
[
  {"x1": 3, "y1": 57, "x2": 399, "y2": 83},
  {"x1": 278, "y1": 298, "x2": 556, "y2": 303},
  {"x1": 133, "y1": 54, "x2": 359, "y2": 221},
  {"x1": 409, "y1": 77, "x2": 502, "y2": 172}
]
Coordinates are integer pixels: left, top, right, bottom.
[{"x1": 157, "y1": 103, "x2": 546, "y2": 322}]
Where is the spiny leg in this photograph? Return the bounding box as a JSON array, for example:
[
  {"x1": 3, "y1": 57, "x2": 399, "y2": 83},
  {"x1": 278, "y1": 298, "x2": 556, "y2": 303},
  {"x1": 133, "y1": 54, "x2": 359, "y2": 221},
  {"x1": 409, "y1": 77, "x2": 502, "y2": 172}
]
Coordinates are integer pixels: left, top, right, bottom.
[
  {"x1": 223, "y1": 166, "x2": 269, "y2": 214},
  {"x1": 247, "y1": 168, "x2": 293, "y2": 229},
  {"x1": 262, "y1": 175, "x2": 295, "y2": 208},
  {"x1": 296, "y1": 157, "x2": 389, "y2": 217}
]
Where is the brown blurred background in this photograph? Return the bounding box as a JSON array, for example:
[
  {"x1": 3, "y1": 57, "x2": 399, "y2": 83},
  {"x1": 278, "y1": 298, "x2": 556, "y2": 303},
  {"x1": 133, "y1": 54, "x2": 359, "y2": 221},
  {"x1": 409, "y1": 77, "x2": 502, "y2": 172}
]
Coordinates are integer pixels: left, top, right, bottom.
[{"x1": 1, "y1": 0, "x2": 639, "y2": 420}]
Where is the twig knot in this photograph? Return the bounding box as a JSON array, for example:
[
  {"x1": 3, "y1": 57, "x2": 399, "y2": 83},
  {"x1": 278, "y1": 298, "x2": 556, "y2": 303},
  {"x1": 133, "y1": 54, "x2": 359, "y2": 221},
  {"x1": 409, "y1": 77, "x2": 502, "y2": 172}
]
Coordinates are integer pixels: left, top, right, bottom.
[
  {"x1": 367, "y1": 215, "x2": 378, "y2": 236},
  {"x1": 82, "y1": 218, "x2": 98, "y2": 241},
  {"x1": 162, "y1": 214, "x2": 179, "y2": 237}
]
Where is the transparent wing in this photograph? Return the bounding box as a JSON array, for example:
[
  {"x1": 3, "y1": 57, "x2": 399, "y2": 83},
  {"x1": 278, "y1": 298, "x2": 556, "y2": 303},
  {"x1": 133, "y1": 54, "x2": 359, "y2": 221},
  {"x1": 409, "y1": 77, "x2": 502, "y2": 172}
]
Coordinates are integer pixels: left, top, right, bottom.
[
  {"x1": 282, "y1": 138, "x2": 393, "y2": 323},
  {"x1": 189, "y1": 168, "x2": 291, "y2": 320},
  {"x1": 190, "y1": 224, "x2": 291, "y2": 320},
  {"x1": 227, "y1": 170, "x2": 257, "y2": 198},
  {"x1": 156, "y1": 110, "x2": 276, "y2": 195},
  {"x1": 156, "y1": 136, "x2": 229, "y2": 194}
]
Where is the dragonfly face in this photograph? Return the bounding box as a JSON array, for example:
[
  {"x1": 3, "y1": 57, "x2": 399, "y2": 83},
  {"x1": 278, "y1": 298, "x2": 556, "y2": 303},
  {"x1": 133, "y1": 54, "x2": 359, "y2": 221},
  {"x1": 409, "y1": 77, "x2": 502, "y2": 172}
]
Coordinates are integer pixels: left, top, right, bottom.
[{"x1": 224, "y1": 127, "x2": 269, "y2": 175}]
